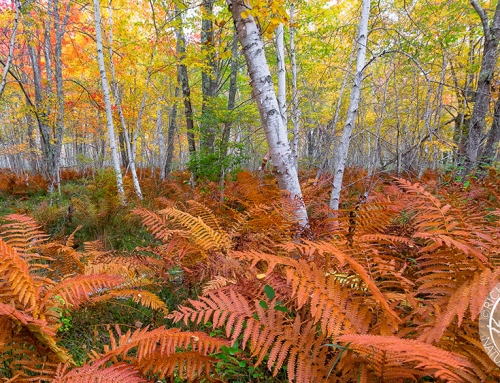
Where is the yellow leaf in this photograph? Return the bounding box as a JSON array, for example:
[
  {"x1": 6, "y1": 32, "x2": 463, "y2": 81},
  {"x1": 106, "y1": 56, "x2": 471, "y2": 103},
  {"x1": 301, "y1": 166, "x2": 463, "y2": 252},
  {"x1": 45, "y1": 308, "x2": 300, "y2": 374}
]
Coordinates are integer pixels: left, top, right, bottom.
[
  {"x1": 256, "y1": 273, "x2": 266, "y2": 279},
  {"x1": 241, "y1": 10, "x2": 249, "y2": 18}
]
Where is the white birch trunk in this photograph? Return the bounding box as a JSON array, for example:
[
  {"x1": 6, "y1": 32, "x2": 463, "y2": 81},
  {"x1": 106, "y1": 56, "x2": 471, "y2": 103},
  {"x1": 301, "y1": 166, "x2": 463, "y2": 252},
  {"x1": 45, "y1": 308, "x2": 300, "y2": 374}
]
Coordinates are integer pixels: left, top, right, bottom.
[
  {"x1": 93, "y1": 0, "x2": 125, "y2": 203},
  {"x1": 289, "y1": 4, "x2": 300, "y2": 169},
  {"x1": 228, "y1": 0, "x2": 308, "y2": 230},
  {"x1": 0, "y1": 0, "x2": 20, "y2": 99},
  {"x1": 106, "y1": 0, "x2": 142, "y2": 199},
  {"x1": 276, "y1": 23, "x2": 287, "y2": 129},
  {"x1": 329, "y1": 0, "x2": 371, "y2": 212}
]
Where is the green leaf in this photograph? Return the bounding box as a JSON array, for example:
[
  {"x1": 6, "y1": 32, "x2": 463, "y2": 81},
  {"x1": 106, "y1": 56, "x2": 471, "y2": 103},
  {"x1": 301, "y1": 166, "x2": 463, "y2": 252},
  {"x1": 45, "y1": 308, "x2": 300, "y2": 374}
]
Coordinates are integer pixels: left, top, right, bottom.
[
  {"x1": 259, "y1": 300, "x2": 268, "y2": 309},
  {"x1": 264, "y1": 285, "x2": 275, "y2": 300},
  {"x1": 274, "y1": 305, "x2": 289, "y2": 313}
]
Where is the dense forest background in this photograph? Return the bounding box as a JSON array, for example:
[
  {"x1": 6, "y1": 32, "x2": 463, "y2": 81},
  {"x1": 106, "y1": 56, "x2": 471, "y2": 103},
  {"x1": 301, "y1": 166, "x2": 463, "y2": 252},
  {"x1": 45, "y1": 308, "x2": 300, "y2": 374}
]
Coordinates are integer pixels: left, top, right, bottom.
[{"x1": 2, "y1": 0, "x2": 500, "y2": 382}]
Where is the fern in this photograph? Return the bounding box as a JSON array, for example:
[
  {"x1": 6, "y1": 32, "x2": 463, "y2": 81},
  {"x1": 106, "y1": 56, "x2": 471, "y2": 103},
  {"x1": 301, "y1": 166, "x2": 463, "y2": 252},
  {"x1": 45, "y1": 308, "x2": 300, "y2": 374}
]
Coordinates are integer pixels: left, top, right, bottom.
[
  {"x1": 170, "y1": 289, "x2": 334, "y2": 382},
  {"x1": 338, "y1": 334, "x2": 478, "y2": 382}
]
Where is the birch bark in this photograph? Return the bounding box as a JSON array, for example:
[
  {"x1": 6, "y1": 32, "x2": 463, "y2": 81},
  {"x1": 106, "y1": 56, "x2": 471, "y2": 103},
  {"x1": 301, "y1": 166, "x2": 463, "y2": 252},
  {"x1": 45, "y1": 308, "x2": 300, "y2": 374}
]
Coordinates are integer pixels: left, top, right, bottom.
[
  {"x1": 228, "y1": 0, "x2": 308, "y2": 229},
  {"x1": 106, "y1": 0, "x2": 142, "y2": 199},
  {"x1": 329, "y1": 0, "x2": 370, "y2": 212},
  {"x1": 0, "y1": 0, "x2": 20, "y2": 99},
  {"x1": 93, "y1": 0, "x2": 126, "y2": 203},
  {"x1": 289, "y1": 4, "x2": 300, "y2": 169}
]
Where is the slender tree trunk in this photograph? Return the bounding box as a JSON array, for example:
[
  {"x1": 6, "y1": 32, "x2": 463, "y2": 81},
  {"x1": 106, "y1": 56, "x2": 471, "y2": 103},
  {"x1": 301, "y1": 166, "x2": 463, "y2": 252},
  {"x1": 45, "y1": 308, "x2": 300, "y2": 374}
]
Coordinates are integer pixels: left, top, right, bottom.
[
  {"x1": 290, "y1": 3, "x2": 300, "y2": 169},
  {"x1": 481, "y1": 94, "x2": 500, "y2": 166},
  {"x1": 219, "y1": 29, "x2": 239, "y2": 182},
  {"x1": 0, "y1": 0, "x2": 21, "y2": 99},
  {"x1": 329, "y1": 0, "x2": 370, "y2": 212},
  {"x1": 276, "y1": 23, "x2": 287, "y2": 129},
  {"x1": 175, "y1": 6, "x2": 196, "y2": 156},
  {"x1": 164, "y1": 87, "x2": 179, "y2": 179},
  {"x1": 464, "y1": 0, "x2": 500, "y2": 173},
  {"x1": 316, "y1": 43, "x2": 355, "y2": 180},
  {"x1": 93, "y1": 0, "x2": 125, "y2": 203},
  {"x1": 228, "y1": 0, "x2": 309, "y2": 229},
  {"x1": 200, "y1": 0, "x2": 217, "y2": 153},
  {"x1": 106, "y1": 0, "x2": 142, "y2": 199}
]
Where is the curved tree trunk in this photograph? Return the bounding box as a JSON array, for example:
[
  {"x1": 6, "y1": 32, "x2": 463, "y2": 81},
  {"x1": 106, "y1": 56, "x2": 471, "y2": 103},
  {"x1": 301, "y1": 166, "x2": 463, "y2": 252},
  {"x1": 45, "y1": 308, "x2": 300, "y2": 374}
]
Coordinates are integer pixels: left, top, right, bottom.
[
  {"x1": 228, "y1": 0, "x2": 309, "y2": 230},
  {"x1": 93, "y1": 0, "x2": 125, "y2": 204},
  {"x1": 464, "y1": 0, "x2": 500, "y2": 173},
  {"x1": 329, "y1": 0, "x2": 371, "y2": 212}
]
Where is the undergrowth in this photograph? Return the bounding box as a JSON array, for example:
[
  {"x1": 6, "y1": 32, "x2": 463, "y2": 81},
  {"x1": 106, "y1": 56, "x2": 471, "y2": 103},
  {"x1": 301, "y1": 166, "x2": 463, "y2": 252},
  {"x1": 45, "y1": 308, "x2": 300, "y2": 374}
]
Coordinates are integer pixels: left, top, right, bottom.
[{"x1": 0, "y1": 167, "x2": 499, "y2": 382}]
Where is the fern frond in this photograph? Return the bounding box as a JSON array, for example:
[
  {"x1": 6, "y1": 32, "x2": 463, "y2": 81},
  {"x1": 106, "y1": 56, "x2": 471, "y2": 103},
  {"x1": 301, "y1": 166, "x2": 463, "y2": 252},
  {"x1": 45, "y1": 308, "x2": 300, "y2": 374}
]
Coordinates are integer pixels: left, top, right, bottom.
[
  {"x1": 0, "y1": 238, "x2": 37, "y2": 310},
  {"x1": 52, "y1": 359, "x2": 146, "y2": 383},
  {"x1": 0, "y1": 214, "x2": 48, "y2": 253},
  {"x1": 419, "y1": 268, "x2": 500, "y2": 343},
  {"x1": 159, "y1": 207, "x2": 232, "y2": 252},
  {"x1": 170, "y1": 290, "x2": 336, "y2": 382},
  {"x1": 338, "y1": 334, "x2": 478, "y2": 382},
  {"x1": 187, "y1": 200, "x2": 223, "y2": 232},
  {"x1": 40, "y1": 274, "x2": 124, "y2": 311},
  {"x1": 133, "y1": 208, "x2": 175, "y2": 242},
  {"x1": 202, "y1": 276, "x2": 237, "y2": 296},
  {"x1": 89, "y1": 289, "x2": 168, "y2": 314},
  {"x1": 135, "y1": 351, "x2": 219, "y2": 381}
]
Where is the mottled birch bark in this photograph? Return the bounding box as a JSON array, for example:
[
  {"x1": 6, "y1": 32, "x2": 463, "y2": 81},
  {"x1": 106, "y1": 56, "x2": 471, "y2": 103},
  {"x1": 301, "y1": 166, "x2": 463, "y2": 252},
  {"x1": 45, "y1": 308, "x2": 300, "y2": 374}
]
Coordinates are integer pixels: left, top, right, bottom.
[
  {"x1": 0, "y1": 0, "x2": 20, "y2": 99},
  {"x1": 106, "y1": 0, "x2": 142, "y2": 199},
  {"x1": 464, "y1": 0, "x2": 500, "y2": 173},
  {"x1": 276, "y1": 23, "x2": 287, "y2": 129},
  {"x1": 289, "y1": 4, "x2": 300, "y2": 169},
  {"x1": 228, "y1": 0, "x2": 309, "y2": 229},
  {"x1": 93, "y1": 0, "x2": 125, "y2": 203},
  {"x1": 329, "y1": 0, "x2": 370, "y2": 212}
]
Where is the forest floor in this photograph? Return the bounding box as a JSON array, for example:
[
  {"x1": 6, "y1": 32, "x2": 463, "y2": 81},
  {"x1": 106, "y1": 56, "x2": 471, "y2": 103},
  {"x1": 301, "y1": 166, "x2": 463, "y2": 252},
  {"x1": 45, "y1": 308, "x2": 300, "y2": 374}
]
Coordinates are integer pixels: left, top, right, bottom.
[{"x1": 0, "y1": 166, "x2": 499, "y2": 382}]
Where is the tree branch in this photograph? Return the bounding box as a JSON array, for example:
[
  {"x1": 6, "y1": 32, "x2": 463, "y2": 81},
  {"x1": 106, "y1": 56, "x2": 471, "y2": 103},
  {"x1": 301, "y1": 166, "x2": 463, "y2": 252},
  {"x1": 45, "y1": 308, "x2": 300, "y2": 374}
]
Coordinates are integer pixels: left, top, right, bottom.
[{"x1": 470, "y1": 0, "x2": 491, "y2": 41}]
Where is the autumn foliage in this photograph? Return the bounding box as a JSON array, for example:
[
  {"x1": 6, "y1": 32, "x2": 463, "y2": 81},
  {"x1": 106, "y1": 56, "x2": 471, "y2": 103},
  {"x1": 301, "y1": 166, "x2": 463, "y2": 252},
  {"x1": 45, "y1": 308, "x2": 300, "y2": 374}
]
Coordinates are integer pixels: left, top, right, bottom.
[{"x1": 1, "y1": 168, "x2": 500, "y2": 382}]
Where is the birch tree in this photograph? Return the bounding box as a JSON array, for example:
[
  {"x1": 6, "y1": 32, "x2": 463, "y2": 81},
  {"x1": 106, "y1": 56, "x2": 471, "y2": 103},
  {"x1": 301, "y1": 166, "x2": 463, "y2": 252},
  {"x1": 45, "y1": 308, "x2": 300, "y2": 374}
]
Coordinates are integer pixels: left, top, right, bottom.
[
  {"x1": 0, "y1": 0, "x2": 21, "y2": 99},
  {"x1": 228, "y1": 0, "x2": 309, "y2": 230},
  {"x1": 106, "y1": 0, "x2": 142, "y2": 199},
  {"x1": 93, "y1": 0, "x2": 125, "y2": 203},
  {"x1": 289, "y1": 3, "x2": 300, "y2": 168},
  {"x1": 329, "y1": 0, "x2": 370, "y2": 212}
]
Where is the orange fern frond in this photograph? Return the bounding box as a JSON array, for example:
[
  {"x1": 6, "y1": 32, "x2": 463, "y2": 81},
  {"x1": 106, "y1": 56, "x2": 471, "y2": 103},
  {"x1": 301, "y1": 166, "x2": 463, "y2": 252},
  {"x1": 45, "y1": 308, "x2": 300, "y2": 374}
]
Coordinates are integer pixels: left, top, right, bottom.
[
  {"x1": 159, "y1": 207, "x2": 232, "y2": 252},
  {"x1": 170, "y1": 290, "x2": 334, "y2": 382},
  {"x1": 0, "y1": 238, "x2": 37, "y2": 310},
  {"x1": 89, "y1": 289, "x2": 168, "y2": 314},
  {"x1": 39, "y1": 274, "x2": 124, "y2": 311},
  {"x1": 52, "y1": 359, "x2": 146, "y2": 383},
  {"x1": 338, "y1": 334, "x2": 479, "y2": 382},
  {"x1": 0, "y1": 213, "x2": 48, "y2": 253}
]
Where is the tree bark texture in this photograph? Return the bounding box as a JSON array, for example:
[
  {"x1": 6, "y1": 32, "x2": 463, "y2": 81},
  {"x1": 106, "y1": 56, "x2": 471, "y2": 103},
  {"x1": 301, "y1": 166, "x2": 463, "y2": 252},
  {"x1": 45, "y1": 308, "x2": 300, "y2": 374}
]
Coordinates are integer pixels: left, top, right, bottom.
[
  {"x1": 93, "y1": 0, "x2": 126, "y2": 203},
  {"x1": 464, "y1": 0, "x2": 500, "y2": 172},
  {"x1": 228, "y1": 0, "x2": 309, "y2": 229},
  {"x1": 329, "y1": 0, "x2": 371, "y2": 212}
]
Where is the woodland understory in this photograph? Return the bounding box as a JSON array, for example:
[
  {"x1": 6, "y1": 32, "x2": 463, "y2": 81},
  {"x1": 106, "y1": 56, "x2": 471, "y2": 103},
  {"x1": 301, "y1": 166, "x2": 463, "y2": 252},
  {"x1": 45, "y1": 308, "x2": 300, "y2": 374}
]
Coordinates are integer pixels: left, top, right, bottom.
[
  {"x1": 0, "y1": 166, "x2": 500, "y2": 382},
  {"x1": 3, "y1": 0, "x2": 500, "y2": 381}
]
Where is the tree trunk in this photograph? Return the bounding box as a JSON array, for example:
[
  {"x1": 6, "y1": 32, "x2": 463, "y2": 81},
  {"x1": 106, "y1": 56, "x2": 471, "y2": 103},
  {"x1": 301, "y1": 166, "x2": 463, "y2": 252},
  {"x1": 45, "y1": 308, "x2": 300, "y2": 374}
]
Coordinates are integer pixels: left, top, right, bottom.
[
  {"x1": 0, "y1": 0, "x2": 20, "y2": 99},
  {"x1": 228, "y1": 0, "x2": 309, "y2": 230},
  {"x1": 290, "y1": 3, "x2": 300, "y2": 169},
  {"x1": 200, "y1": 0, "x2": 217, "y2": 153},
  {"x1": 219, "y1": 28, "x2": 239, "y2": 182},
  {"x1": 106, "y1": 0, "x2": 142, "y2": 199},
  {"x1": 175, "y1": 7, "x2": 196, "y2": 157},
  {"x1": 464, "y1": 0, "x2": 500, "y2": 173},
  {"x1": 164, "y1": 87, "x2": 179, "y2": 179},
  {"x1": 329, "y1": 0, "x2": 371, "y2": 212},
  {"x1": 481, "y1": 93, "x2": 500, "y2": 166},
  {"x1": 93, "y1": 0, "x2": 126, "y2": 203},
  {"x1": 276, "y1": 23, "x2": 287, "y2": 129}
]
